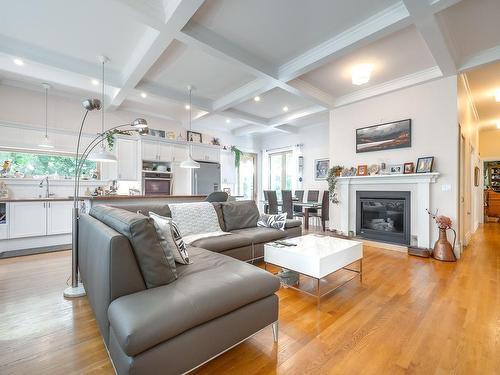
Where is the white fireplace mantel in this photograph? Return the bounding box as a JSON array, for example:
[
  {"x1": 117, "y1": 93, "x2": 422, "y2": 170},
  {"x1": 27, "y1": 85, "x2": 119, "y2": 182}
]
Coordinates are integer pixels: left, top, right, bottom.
[{"x1": 332, "y1": 173, "x2": 440, "y2": 249}]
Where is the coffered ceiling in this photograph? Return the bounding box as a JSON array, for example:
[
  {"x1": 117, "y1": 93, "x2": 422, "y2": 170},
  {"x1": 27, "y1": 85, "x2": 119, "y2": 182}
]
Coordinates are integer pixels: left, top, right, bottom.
[{"x1": 0, "y1": 0, "x2": 498, "y2": 136}]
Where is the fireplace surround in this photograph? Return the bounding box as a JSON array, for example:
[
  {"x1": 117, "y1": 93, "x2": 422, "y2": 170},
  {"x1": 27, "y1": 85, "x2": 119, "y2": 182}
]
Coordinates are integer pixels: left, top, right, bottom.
[{"x1": 356, "y1": 191, "x2": 411, "y2": 245}]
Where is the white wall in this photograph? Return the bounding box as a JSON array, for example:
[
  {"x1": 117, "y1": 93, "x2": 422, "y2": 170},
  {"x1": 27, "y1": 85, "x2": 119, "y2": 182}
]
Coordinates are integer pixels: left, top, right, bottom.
[
  {"x1": 479, "y1": 129, "x2": 500, "y2": 159},
  {"x1": 329, "y1": 76, "x2": 459, "y2": 249},
  {"x1": 257, "y1": 122, "x2": 330, "y2": 196}
]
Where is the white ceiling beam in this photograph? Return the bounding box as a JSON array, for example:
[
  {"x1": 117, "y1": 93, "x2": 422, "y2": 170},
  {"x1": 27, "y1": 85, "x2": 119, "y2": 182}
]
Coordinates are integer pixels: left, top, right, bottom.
[
  {"x1": 278, "y1": 2, "x2": 411, "y2": 82},
  {"x1": 459, "y1": 45, "x2": 500, "y2": 72},
  {"x1": 281, "y1": 79, "x2": 336, "y2": 108},
  {"x1": 231, "y1": 123, "x2": 294, "y2": 136},
  {"x1": 109, "y1": 0, "x2": 165, "y2": 30},
  {"x1": 268, "y1": 106, "x2": 326, "y2": 127},
  {"x1": 108, "y1": 0, "x2": 207, "y2": 110},
  {"x1": 403, "y1": 0, "x2": 457, "y2": 76},
  {"x1": 135, "y1": 82, "x2": 212, "y2": 112},
  {"x1": 222, "y1": 109, "x2": 269, "y2": 125},
  {"x1": 212, "y1": 79, "x2": 275, "y2": 112},
  {"x1": 429, "y1": 0, "x2": 464, "y2": 13},
  {"x1": 273, "y1": 124, "x2": 300, "y2": 134}
]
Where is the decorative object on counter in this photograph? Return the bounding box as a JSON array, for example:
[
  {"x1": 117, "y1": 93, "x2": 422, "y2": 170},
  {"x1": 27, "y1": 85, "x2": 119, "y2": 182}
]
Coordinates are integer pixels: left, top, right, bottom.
[
  {"x1": 38, "y1": 83, "x2": 55, "y2": 149},
  {"x1": 356, "y1": 165, "x2": 368, "y2": 176},
  {"x1": 387, "y1": 164, "x2": 403, "y2": 174},
  {"x1": 180, "y1": 86, "x2": 200, "y2": 169},
  {"x1": 67, "y1": 85, "x2": 149, "y2": 299},
  {"x1": 326, "y1": 167, "x2": 341, "y2": 204},
  {"x1": 231, "y1": 146, "x2": 242, "y2": 168},
  {"x1": 404, "y1": 162, "x2": 415, "y2": 174},
  {"x1": 187, "y1": 130, "x2": 202, "y2": 143},
  {"x1": 356, "y1": 119, "x2": 411, "y2": 153},
  {"x1": 211, "y1": 137, "x2": 220, "y2": 146},
  {"x1": 314, "y1": 158, "x2": 330, "y2": 180},
  {"x1": 14, "y1": 171, "x2": 24, "y2": 178},
  {"x1": 427, "y1": 209, "x2": 456, "y2": 262},
  {"x1": 368, "y1": 164, "x2": 380, "y2": 175},
  {"x1": 416, "y1": 156, "x2": 434, "y2": 173},
  {"x1": 166, "y1": 131, "x2": 176, "y2": 140},
  {"x1": 0, "y1": 181, "x2": 9, "y2": 198},
  {"x1": 341, "y1": 167, "x2": 357, "y2": 177},
  {"x1": 1, "y1": 160, "x2": 11, "y2": 177}
]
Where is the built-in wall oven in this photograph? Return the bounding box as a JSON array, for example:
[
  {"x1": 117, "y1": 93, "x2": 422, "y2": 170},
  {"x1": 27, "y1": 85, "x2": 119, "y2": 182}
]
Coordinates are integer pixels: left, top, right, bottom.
[{"x1": 142, "y1": 171, "x2": 172, "y2": 196}]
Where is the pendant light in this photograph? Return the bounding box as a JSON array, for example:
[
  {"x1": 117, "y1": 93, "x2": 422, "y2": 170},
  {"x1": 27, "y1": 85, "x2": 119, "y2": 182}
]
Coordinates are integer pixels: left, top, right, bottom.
[
  {"x1": 89, "y1": 55, "x2": 117, "y2": 163},
  {"x1": 38, "y1": 83, "x2": 54, "y2": 148},
  {"x1": 180, "y1": 85, "x2": 200, "y2": 169}
]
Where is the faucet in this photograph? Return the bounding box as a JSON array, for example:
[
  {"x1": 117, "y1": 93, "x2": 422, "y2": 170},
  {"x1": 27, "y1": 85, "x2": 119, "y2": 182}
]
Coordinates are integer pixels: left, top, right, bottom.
[{"x1": 39, "y1": 176, "x2": 55, "y2": 198}]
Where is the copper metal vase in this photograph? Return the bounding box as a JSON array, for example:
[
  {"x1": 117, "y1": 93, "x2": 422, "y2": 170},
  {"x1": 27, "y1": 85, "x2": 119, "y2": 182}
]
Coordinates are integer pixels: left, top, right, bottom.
[{"x1": 432, "y1": 227, "x2": 457, "y2": 262}]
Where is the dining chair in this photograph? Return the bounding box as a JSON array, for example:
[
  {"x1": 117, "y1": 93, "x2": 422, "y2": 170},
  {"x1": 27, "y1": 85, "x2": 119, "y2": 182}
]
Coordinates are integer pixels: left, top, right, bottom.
[
  {"x1": 307, "y1": 190, "x2": 320, "y2": 215},
  {"x1": 266, "y1": 190, "x2": 279, "y2": 215},
  {"x1": 263, "y1": 190, "x2": 269, "y2": 213},
  {"x1": 309, "y1": 191, "x2": 330, "y2": 231},
  {"x1": 293, "y1": 190, "x2": 304, "y2": 214},
  {"x1": 281, "y1": 190, "x2": 293, "y2": 219},
  {"x1": 205, "y1": 191, "x2": 228, "y2": 202}
]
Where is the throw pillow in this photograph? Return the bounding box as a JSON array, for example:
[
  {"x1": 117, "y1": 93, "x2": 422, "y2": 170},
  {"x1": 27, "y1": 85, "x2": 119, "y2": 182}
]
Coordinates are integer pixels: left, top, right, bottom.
[
  {"x1": 149, "y1": 212, "x2": 191, "y2": 265},
  {"x1": 257, "y1": 213, "x2": 287, "y2": 231}
]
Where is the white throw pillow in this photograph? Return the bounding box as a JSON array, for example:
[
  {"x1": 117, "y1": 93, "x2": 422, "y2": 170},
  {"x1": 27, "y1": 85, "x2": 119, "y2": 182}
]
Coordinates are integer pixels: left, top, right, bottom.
[
  {"x1": 149, "y1": 212, "x2": 191, "y2": 265},
  {"x1": 257, "y1": 213, "x2": 287, "y2": 231}
]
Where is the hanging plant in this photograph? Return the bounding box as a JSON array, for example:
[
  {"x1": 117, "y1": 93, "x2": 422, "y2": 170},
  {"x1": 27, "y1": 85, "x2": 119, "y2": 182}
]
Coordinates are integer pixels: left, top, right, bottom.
[
  {"x1": 326, "y1": 165, "x2": 343, "y2": 204},
  {"x1": 105, "y1": 130, "x2": 133, "y2": 151},
  {"x1": 231, "y1": 146, "x2": 242, "y2": 168}
]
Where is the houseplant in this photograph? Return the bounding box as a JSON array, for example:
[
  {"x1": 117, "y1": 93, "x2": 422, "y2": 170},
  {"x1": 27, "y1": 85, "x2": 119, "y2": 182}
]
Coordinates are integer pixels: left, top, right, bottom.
[
  {"x1": 427, "y1": 209, "x2": 456, "y2": 262},
  {"x1": 326, "y1": 165, "x2": 343, "y2": 204}
]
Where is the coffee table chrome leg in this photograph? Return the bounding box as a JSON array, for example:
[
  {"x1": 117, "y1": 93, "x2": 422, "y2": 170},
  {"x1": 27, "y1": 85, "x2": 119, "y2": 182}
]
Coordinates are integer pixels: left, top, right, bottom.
[
  {"x1": 316, "y1": 278, "x2": 321, "y2": 305},
  {"x1": 359, "y1": 258, "x2": 363, "y2": 282}
]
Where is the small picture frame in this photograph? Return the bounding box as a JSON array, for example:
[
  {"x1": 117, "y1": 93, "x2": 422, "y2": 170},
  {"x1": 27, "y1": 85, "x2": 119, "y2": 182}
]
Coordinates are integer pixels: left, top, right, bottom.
[
  {"x1": 416, "y1": 157, "x2": 434, "y2": 173},
  {"x1": 404, "y1": 162, "x2": 415, "y2": 174},
  {"x1": 187, "y1": 131, "x2": 202, "y2": 143},
  {"x1": 357, "y1": 165, "x2": 368, "y2": 176},
  {"x1": 388, "y1": 164, "x2": 403, "y2": 174},
  {"x1": 474, "y1": 166, "x2": 480, "y2": 187},
  {"x1": 314, "y1": 159, "x2": 330, "y2": 180}
]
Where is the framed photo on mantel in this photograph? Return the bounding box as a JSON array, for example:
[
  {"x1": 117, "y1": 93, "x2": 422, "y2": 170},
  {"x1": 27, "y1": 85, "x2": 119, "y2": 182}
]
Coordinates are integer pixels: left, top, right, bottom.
[{"x1": 356, "y1": 119, "x2": 411, "y2": 153}]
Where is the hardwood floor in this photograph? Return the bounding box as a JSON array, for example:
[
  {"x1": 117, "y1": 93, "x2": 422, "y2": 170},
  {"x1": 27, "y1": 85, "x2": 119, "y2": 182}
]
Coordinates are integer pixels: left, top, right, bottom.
[{"x1": 1, "y1": 224, "x2": 499, "y2": 374}]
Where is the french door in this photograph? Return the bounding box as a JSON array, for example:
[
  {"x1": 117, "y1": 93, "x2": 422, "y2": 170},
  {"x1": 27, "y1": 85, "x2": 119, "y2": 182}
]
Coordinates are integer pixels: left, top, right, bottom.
[{"x1": 269, "y1": 151, "x2": 293, "y2": 199}]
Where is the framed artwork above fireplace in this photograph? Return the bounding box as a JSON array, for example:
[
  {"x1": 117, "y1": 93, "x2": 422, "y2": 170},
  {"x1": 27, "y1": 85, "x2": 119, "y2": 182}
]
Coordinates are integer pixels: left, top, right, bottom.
[{"x1": 356, "y1": 119, "x2": 411, "y2": 153}]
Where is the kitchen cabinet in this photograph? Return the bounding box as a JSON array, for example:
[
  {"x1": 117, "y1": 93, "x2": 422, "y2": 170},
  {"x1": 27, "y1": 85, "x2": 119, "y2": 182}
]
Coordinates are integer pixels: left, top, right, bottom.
[
  {"x1": 171, "y1": 144, "x2": 188, "y2": 163},
  {"x1": 191, "y1": 145, "x2": 220, "y2": 163},
  {"x1": 220, "y1": 151, "x2": 236, "y2": 185},
  {"x1": 9, "y1": 201, "x2": 47, "y2": 238},
  {"x1": 142, "y1": 140, "x2": 175, "y2": 162},
  {"x1": 117, "y1": 138, "x2": 139, "y2": 180},
  {"x1": 158, "y1": 142, "x2": 172, "y2": 162},
  {"x1": 47, "y1": 201, "x2": 73, "y2": 235}
]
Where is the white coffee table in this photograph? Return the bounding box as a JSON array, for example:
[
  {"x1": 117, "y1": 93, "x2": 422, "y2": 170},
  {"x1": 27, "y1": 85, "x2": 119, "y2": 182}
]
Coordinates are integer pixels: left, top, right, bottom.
[{"x1": 264, "y1": 234, "x2": 363, "y2": 303}]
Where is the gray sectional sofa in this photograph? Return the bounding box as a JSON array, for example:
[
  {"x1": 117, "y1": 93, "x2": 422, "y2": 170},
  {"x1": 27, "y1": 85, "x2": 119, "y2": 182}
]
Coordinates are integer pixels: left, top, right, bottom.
[{"x1": 78, "y1": 200, "x2": 301, "y2": 375}]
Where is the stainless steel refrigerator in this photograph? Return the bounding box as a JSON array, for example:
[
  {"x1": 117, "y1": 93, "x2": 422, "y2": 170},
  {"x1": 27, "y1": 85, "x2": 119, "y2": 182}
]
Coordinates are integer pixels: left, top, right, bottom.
[{"x1": 191, "y1": 162, "x2": 221, "y2": 195}]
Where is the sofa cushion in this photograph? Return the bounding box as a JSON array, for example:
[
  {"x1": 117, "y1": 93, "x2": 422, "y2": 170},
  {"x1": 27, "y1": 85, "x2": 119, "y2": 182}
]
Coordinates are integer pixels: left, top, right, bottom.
[
  {"x1": 108, "y1": 247, "x2": 280, "y2": 357},
  {"x1": 190, "y1": 233, "x2": 252, "y2": 252},
  {"x1": 211, "y1": 202, "x2": 226, "y2": 231},
  {"x1": 257, "y1": 213, "x2": 287, "y2": 231},
  {"x1": 285, "y1": 219, "x2": 302, "y2": 228},
  {"x1": 231, "y1": 227, "x2": 287, "y2": 244},
  {"x1": 149, "y1": 212, "x2": 190, "y2": 265},
  {"x1": 89, "y1": 205, "x2": 177, "y2": 288},
  {"x1": 106, "y1": 202, "x2": 171, "y2": 217},
  {"x1": 220, "y1": 200, "x2": 260, "y2": 231}
]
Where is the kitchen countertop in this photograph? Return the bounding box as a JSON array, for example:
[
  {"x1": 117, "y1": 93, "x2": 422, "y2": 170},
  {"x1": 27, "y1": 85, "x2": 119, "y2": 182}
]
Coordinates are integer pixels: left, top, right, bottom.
[
  {"x1": 0, "y1": 197, "x2": 75, "y2": 203},
  {"x1": 0, "y1": 195, "x2": 207, "y2": 203}
]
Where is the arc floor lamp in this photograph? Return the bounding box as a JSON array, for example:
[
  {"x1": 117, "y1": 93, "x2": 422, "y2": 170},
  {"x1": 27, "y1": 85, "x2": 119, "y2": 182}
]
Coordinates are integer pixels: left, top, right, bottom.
[{"x1": 63, "y1": 99, "x2": 148, "y2": 298}]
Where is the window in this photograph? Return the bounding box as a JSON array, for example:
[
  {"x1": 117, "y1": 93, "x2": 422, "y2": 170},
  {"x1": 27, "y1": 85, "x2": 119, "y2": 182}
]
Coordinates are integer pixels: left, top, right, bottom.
[
  {"x1": 0, "y1": 151, "x2": 97, "y2": 178},
  {"x1": 269, "y1": 150, "x2": 293, "y2": 199},
  {"x1": 237, "y1": 152, "x2": 256, "y2": 200}
]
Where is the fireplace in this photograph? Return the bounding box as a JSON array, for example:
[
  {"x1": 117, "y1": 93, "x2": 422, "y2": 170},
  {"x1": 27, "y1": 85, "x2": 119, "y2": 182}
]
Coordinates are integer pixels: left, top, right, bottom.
[{"x1": 356, "y1": 191, "x2": 411, "y2": 245}]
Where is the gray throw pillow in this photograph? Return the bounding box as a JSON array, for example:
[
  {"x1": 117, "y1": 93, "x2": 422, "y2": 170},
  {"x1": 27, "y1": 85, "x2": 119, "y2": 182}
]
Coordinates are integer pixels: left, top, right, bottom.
[
  {"x1": 89, "y1": 205, "x2": 177, "y2": 288},
  {"x1": 221, "y1": 200, "x2": 260, "y2": 231},
  {"x1": 149, "y1": 212, "x2": 191, "y2": 265},
  {"x1": 257, "y1": 213, "x2": 287, "y2": 231}
]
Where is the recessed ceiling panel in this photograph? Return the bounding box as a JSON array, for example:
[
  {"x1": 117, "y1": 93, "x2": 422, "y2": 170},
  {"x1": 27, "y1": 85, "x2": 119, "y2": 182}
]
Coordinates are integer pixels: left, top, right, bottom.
[
  {"x1": 142, "y1": 40, "x2": 255, "y2": 100},
  {"x1": 437, "y1": 0, "x2": 500, "y2": 63},
  {"x1": 189, "y1": 0, "x2": 399, "y2": 66},
  {"x1": 299, "y1": 26, "x2": 436, "y2": 98},
  {"x1": 0, "y1": 0, "x2": 149, "y2": 72},
  {"x1": 234, "y1": 87, "x2": 314, "y2": 119}
]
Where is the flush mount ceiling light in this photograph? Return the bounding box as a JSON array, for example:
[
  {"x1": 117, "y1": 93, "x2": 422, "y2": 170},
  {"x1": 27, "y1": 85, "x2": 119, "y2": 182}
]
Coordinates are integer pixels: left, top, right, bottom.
[
  {"x1": 226, "y1": 119, "x2": 231, "y2": 124},
  {"x1": 185, "y1": 104, "x2": 191, "y2": 110},
  {"x1": 254, "y1": 96, "x2": 261, "y2": 102},
  {"x1": 13, "y1": 58, "x2": 24, "y2": 66},
  {"x1": 283, "y1": 106, "x2": 289, "y2": 112},
  {"x1": 38, "y1": 83, "x2": 54, "y2": 149},
  {"x1": 91, "y1": 79, "x2": 99, "y2": 86},
  {"x1": 352, "y1": 63, "x2": 374, "y2": 85},
  {"x1": 495, "y1": 89, "x2": 500, "y2": 102},
  {"x1": 140, "y1": 92, "x2": 147, "y2": 98}
]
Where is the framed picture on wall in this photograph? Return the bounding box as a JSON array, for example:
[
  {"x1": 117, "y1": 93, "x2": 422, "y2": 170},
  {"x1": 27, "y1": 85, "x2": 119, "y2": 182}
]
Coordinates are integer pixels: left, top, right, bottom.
[
  {"x1": 314, "y1": 159, "x2": 330, "y2": 180},
  {"x1": 187, "y1": 131, "x2": 202, "y2": 143},
  {"x1": 357, "y1": 165, "x2": 368, "y2": 176},
  {"x1": 356, "y1": 119, "x2": 411, "y2": 153}
]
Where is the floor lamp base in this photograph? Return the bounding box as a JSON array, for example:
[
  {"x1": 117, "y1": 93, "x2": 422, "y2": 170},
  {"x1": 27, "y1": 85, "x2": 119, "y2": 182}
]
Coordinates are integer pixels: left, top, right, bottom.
[{"x1": 63, "y1": 283, "x2": 86, "y2": 298}]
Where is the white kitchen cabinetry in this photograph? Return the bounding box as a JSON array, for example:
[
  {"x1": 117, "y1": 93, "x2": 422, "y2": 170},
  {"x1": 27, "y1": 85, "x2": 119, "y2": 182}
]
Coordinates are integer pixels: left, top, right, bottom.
[
  {"x1": 191, "y1": 145, "x2": 220, "y2": 163},
  {"x1": 142, "y1": 140, "x2": 174, "y2": 162},
  {"x1": 158, "y1": 142, "x2": 172, "y2": 162},
  {"x1": 117, "y1": 138, "x2": 139, "y2": 180},
  {"x1": 9, "y1": 201, "x2": 47, "y2": 238},
  {"x1": 47, "y1": 201, "x2": 73, "y2": 235},
  {"x1": 220, "y1": 151, "x2": 236, "y2": 185},
  {"x1": 171, "y1": 144, "x2": 187, "y2": 163}
]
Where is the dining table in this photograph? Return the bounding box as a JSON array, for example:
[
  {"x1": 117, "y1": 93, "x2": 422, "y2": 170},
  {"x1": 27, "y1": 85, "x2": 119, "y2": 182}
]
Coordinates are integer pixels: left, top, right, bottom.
[{"x1": 293, "y1": 202, "x2": 323, "y2": 230}]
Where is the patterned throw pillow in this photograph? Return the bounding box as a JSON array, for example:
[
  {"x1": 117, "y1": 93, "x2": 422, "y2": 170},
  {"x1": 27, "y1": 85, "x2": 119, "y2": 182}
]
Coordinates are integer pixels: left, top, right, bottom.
[
  {"x1": 257, "y1": 213, "x2": 287, "y2": 231},
  {"x1": 149, "y1": 212, "x2": 191, "y2": 265}
]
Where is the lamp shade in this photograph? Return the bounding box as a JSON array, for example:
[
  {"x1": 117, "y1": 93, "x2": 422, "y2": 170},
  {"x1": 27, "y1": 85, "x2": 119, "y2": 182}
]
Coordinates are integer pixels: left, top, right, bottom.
[
  {"x1": 38, "y1": 135, "x2": 54, "y2": 149},
  {"x1": 132, "y1": 118, "x2": 148, "y2": 129},
  {"x1": 180, "y1": 155, "x2": 200, "y2": 169},
  {"x1": 88, "y1": 149, "x2": 117, "y2": 162}
]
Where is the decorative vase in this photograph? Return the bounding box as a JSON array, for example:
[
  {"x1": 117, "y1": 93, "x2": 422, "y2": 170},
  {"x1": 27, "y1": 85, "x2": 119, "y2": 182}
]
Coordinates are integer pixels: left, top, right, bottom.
[{"x1": 432, "y1": 227, "x2": 457, "y2": 262}]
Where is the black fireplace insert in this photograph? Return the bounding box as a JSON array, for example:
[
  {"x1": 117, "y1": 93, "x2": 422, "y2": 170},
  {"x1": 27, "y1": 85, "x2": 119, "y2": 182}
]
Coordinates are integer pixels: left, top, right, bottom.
[{"x1": 356, "y1": 191, "x2": 411, "y2": 245}]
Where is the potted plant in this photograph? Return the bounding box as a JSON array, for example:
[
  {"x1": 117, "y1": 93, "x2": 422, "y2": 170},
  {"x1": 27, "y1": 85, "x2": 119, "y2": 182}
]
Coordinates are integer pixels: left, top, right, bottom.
[
  {"x1": 426, "y1": 209, "x2": 456, "y2": 262},
  {"x1": 231, "y1": 146, "x2": 242, "y2": 168},
  {"x1": 326, "y1": 165, "x2": 343, "y2": 204}
]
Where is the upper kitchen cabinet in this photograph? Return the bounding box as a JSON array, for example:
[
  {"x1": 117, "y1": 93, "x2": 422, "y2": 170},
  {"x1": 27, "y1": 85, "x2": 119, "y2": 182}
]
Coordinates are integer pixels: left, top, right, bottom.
[
  {"x1": 171, "y1": 144, "x2": 188, "y2": 163},
  {"x1": 142, "y1": 140, "x2": 175, "y2": 162},
  {"x1": 190, "y1": 145, "x2": 220, "y2": 163},
  {"x1": 102, "y1": 137, "x2": 139, "y2": 181}
]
